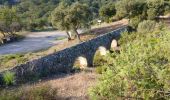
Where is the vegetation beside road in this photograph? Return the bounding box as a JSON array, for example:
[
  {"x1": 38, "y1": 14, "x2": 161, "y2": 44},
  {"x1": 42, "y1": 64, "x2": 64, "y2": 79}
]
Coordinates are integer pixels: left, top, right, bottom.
[{"x1": 89, "y1": 28, "x2": 170, "y2": 100}]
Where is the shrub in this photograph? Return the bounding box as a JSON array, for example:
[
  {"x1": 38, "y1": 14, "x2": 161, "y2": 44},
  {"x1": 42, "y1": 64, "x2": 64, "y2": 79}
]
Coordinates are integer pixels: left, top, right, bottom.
[
  {"x1": 99, "y1": 3, "x2": 116, "y2": 22},
  {"x1": 3, "y1": 71, "x2": 15, "y2": 85},
  {"x1": 93, "y1": 51, "x2": 107, "y2": 67},
  {"x1": 137, "y1": 20, "x2": 157, "y2": 33},
  {"x1": 147, "y1": 8, "x2": 157, "y2": 20},
  {"x1": 129, "y1": 16, "x2": 142, "y2": 30},
  {"x1": 95, "y1": 66, "x2": 107, "y2": 74},
  {"x1": 89, "y1": 30, "x2": 170, "y2": 99}
]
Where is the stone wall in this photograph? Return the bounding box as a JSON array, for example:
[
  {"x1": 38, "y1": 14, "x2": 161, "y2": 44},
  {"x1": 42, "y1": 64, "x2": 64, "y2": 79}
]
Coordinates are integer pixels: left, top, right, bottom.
[{"x1": 0, "y1": 26, "x2": 127, "y2": 85}]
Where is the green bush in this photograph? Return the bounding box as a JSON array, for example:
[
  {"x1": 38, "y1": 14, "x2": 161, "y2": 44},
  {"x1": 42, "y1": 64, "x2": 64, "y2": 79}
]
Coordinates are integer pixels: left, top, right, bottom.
[
  {"x1": 3, "y1": 71, "x2": 15, "y2": 85},
  {"x1": 147, "y1": 8, "x2": 157, "y2": 20},
  {"x1": 95, "y1": 66, "x2": 107, "y2": 74},
  {"x1": 129, "y1": 16, "x2": 142, "y2": 30},
  {"x1": 137, "y1": 20, "x2": 157, "y2": 33},
  {"x1": 89, "y1": 29, "x2": 170, "y2": 99},
  {"x1": 93, "y1": 52, "x2": 107, "y2": 67}
]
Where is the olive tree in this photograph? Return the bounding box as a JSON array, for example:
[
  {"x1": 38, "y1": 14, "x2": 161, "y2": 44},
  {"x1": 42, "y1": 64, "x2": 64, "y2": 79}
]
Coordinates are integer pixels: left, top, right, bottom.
[
  {"x1": 51, "y1": 2, "x2": 72, "y2": 40},
  {"x1": 115, "y1": 0, "x2": 146, "y2": 19},
  {"x1": 51, "y1": 2, "x2": 92, "y2": 41},
  {"x1": 0, "y1": 6, "x2": 21, "y2": 38},
  {"x1": 66, "y1": 2, "x2": 92, "y2": 41},
  {"x1": 146, "y1": 0, "x2": 169, "y2": 19},
  {"x1": 99, "y1": 3, "x2": 116, "y2": 22}
]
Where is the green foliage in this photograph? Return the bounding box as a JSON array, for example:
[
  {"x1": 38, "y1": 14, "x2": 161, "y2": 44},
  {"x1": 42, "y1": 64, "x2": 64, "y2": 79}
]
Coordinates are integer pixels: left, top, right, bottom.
[
  {"x1": 137, "y1": 20, "x2": 157, "y2": 33},
  {"x1": 93, "y1": 52, "x2": 107, "y2": 67},
  {"x1": 51, "y1": 2, "x2": 92, "y2": 41},
  {"x1": 147, "y1": 8, "x2": 158, "y2": 20},
  {"x1": 95, "y1": 66, "x2": 107, "y2": 74},
  {"x1": 89, "y1": 30, "x2": 170, "y2": 99},
  {"x1": 115, "y1": 0, "x2": 145, "y2": 19},
  {"x1": 129, "y1": 16, "x2": 142, "y2": 30},
  {"x1": 0, "y1": 6, "x2": 21, "y2": 37},
  {"x1": 99, "y1": 3, "x2": 116, "y2": 22},
  {"x1": 115, "y1": 0, "x2": 170, "y2": 30},
  {"x1": 1, "y1": 0, "x2": 120, "y2": 30},
  {"x1": 51, "y1": 2, "x2": 70, "y2": 31},
  {"x1": 3, "y1": 71, "x2": 15, "y2": 85}
]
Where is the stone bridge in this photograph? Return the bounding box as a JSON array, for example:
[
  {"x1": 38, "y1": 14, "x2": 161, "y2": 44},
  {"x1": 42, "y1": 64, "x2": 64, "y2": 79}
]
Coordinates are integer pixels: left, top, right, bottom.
[{"x1": 0, "y1": 26, "x2": 127, "y2": 85}]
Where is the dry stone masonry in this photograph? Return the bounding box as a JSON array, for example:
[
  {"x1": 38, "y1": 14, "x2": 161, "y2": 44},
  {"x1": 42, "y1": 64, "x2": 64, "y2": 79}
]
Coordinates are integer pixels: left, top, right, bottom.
[{"x1": 0, "y1": 26, "x2": 127, "y2": 85}]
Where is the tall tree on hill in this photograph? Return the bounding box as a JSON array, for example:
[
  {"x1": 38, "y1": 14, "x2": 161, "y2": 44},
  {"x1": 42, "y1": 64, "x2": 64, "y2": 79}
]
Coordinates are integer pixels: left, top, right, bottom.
[
  {"x1": 51, "y1": 2, "x2": 72, "y2": 40},
  {"x1": 51, "y1": 2, "x2": 92, "y2": 41},
  {"x1": 0, "y1": 6, "x2": 21, "y2": 38},
  {"x1": 66, "y1": 2, "x2": 92, "y2": 41},
  {"x1": 99, "y1": 3, "x2": 116, "y2": 22}
]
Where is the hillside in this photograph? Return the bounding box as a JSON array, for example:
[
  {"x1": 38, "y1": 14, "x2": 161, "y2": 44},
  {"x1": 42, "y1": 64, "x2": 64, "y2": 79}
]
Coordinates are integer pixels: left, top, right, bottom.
[{"x1": 0, "y1": 0, "x2": 118, "y2": 30}]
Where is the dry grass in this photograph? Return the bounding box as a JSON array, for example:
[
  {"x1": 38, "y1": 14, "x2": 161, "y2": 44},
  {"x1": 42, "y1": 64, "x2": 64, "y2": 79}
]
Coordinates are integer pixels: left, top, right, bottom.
[
  {"x1": 0, "y1": 69, "x2": 98, "y2": 100},
  {"x1": 49, "y1": 70, "x2": 98, "y2": 100}
]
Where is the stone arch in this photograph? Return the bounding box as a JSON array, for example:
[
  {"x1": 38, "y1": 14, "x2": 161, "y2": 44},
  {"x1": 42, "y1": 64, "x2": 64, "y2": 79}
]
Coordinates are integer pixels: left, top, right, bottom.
[
  {"x1": 110, "y1": 39, "x2": 120, "y2": 52},
  {"x1": 93, "y1": 46, "x2": 107, "y2": 67},
  {"x1": 98, "y1": 46, "x2": 107, "y2": 56},
  {"x1": 111, "y1": 39, "x2": 118, "y2": 49},
  {"x1": 73, "y1": 56, "x2": 88, "y2": 69}
]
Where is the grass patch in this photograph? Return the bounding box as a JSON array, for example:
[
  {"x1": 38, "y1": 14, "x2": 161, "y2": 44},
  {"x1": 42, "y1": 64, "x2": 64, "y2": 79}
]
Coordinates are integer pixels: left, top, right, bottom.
[
  {"x1": 0, "y1": 54, "x2": 28, "y2": 71},
  {"x1": 3, "y1": 71, "x2": 15, "y2": 86},
  {"x1": 55, "y1": 36, "x2": 66, "y2": 40}
]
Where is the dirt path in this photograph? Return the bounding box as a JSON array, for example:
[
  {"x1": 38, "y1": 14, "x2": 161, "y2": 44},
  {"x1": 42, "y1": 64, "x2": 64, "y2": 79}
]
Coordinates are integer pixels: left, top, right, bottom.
[{"x1": 0, "y1": 31, "x2": 68, "y2": 55}]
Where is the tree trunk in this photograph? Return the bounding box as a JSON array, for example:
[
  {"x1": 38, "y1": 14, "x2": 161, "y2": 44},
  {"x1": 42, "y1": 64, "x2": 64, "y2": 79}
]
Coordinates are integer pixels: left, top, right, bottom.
[
  {"x1": 1, "y1": 32, "x2": 6, "y2": 38},
  {"x1": 74, "y1": 29, "x2": 81, "y2": 42},
  {"x1": 66, "y1": 31, "x2": 72, "y2": 41}
]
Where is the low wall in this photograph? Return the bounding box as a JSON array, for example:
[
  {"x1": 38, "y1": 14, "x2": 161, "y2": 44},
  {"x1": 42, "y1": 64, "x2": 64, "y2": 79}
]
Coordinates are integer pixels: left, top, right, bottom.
[{"x1": 0, "y1": 26, "x2": 127, "y2": 85}]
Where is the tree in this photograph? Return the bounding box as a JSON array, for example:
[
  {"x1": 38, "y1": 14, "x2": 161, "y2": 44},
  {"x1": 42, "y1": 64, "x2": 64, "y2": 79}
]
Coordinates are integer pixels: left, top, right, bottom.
[
  {"x1": 66, "y1": 2, "x2": 92, "y2": 41},
  {"x1": 0, "y1": 21, "x2": 7, "y2": 37},
  {"x1": 51, "y1": 2, "x2": 72, "y2": 40},
  {"x1": 115, "y1": 0, "x2": 145, "y2": 19},
  {"x1": 99, "y1": 3, "x2": 116, "y2": 22},
  {"x1": 51, "y1": 2, "x2": 92, "y2": 41},
  {"x1": 146, "y1": 0, "x2": 167, "y2": 19},
  {"x1": 0, "y1": 6, "x2": 21, "y2": 38}
]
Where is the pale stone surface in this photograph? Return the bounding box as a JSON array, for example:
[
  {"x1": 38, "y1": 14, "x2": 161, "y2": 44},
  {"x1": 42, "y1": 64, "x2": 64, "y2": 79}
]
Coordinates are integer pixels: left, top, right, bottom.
[
  {"x1": 76, "y1": 56, "x2": 88, "y2": 69},
  {"x1": 98, "y1": 46, "x2": 107, "y2": 56},
  {"x1": 111, "y1": 39, "x2": 118, "y2": 48}
]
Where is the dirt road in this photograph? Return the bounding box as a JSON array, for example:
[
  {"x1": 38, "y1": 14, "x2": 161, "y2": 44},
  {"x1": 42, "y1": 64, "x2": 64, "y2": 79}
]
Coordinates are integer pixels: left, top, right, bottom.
[
  {"x1": 0, "y1": 31, "x2": 68, "y2": 55},
  {"x1": 0, "y1": 19, "x2": 128, "y2": 55}
]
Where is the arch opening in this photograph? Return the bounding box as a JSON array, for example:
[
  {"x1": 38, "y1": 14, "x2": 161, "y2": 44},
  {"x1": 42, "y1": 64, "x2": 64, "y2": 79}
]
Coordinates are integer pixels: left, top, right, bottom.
[
  {"x1": 110, "y1": 39, "x2": 120, "y2": 51},
  {"x1": 93, "y1": 46, "x2": 107, "y2": 67},
  {"x1": 73, "y1": 56, "x2": 88, "y2": 70}
]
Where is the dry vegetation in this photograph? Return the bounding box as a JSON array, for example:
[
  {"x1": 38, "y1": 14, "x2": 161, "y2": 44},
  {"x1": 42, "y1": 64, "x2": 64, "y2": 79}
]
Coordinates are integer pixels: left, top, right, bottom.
[{"x1": 0, "y1": 69, "x2": 98, "y2": 100}]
